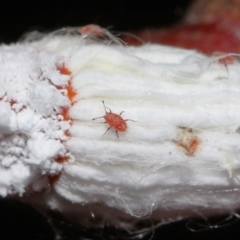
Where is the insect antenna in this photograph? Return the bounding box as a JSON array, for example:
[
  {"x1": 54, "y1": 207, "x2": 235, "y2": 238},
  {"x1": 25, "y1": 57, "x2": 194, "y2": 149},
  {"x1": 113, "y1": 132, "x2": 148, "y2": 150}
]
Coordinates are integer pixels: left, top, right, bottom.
[{"x1": 102, "y1": 100, "x2": 111, "y2": 113}]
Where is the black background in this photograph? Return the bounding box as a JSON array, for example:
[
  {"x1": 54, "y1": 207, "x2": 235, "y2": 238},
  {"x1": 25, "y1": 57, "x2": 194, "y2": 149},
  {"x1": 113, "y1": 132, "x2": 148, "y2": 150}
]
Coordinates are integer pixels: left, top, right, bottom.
[
  {"x1": 1, "y1": 1, "x2": 240, "y2": 239},
  {"x1": 0, "y1": 0, "x2": 192, "y2": 43}
]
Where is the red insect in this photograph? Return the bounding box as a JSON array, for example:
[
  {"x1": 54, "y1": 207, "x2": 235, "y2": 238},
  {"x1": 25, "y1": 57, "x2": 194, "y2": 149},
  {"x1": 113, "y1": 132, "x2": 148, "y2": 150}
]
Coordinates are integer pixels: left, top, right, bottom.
[
  {"x1": 93, "y1": 100, "x2": 132, "y2": 138},
  {"x1": 78, "y1": 24, "x2": 105, "y2": 37},
  {"x1": 77, "y1": 24, "x2": 123, "y2": 45}
]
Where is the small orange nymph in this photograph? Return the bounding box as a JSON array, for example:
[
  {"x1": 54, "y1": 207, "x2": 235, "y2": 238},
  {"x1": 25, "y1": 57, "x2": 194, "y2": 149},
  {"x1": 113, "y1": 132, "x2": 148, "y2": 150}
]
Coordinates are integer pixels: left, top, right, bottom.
[
  {"x1": 78, "y1": 24, "x2": 104, "y2": 37},
  {"x1": 93, "y1": 101, "x2": 130, "y2": 138}
]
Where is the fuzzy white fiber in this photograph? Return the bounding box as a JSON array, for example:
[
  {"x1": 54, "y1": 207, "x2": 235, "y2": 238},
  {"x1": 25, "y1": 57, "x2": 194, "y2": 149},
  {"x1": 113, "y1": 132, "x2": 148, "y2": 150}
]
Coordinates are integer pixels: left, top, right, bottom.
[{"x1": 1, "y1": 28, "x2": 240, "y2": 229}]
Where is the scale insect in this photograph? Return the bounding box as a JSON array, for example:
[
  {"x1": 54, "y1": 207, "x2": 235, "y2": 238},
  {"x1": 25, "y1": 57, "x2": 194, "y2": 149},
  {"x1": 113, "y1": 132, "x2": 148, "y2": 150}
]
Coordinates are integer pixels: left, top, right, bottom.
[
  {"x1": 77, "y1": 24, "x2": 124, "y2": 45},
  {"x1": 78, "y1": 24, "x2": 105, "y2": 37},
  {"x1": 92, "y1": 100, "x2": 133, "y2": 138}
]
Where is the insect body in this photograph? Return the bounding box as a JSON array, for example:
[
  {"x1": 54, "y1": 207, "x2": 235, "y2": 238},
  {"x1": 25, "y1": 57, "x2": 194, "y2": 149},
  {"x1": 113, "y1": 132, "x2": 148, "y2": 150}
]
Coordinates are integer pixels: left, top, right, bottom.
[
  {"x1": 77, "y1": 24, "x2": 122, "y2": 45},
  {"x1": 93, "y1": 101, "x2": 130, "y2": 138},
  {"x1": 78, "y1": 24, "x2": 105, "y2": 37}
]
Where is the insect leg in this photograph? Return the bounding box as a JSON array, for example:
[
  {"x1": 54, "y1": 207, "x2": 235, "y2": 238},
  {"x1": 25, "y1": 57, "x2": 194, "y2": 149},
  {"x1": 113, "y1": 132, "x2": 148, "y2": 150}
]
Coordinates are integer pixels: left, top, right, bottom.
[
  {"x1": 102, "y1": 127, "x2": 111, "y2": 137},
  {"x1": 125, "y1": 119, "x2": 136, "y2": 122},
  {"x1": 92, "y1": 116, "x2": 105, "y2": 120}
]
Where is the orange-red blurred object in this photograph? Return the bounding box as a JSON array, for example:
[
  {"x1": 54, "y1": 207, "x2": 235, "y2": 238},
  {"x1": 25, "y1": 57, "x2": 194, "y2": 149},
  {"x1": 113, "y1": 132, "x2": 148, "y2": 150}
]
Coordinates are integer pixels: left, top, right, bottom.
[{"x1": 123, "y1": 0, "x2": 240, "y2": 53}]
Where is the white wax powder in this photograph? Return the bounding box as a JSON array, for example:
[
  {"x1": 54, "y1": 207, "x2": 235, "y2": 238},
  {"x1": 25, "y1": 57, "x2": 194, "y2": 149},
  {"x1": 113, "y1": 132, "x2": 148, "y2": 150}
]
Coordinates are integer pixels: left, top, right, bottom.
[
  {"x1": 0, "y1": 44, "x2": 71, "y2": 196},
  {"x1": 2, "y1": 31, "x2": 240, "y2": 229}
]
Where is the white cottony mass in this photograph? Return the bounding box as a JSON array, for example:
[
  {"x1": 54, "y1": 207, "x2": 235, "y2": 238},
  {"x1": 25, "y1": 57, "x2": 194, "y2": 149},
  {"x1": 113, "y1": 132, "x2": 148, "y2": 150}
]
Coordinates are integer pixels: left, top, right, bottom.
[{"x1": 0, "y1": 27, "x2": 240, "y2": 229}]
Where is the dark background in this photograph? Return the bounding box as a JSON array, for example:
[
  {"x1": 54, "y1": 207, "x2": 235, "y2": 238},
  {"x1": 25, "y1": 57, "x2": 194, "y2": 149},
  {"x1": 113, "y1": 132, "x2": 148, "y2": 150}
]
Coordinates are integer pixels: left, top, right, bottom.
[
  {"x1": 1, "y1": 1, "x2": 240, "y2": 239},
  {"x1": 0, "y1": 0, "x2": 192, "y2": 43}
]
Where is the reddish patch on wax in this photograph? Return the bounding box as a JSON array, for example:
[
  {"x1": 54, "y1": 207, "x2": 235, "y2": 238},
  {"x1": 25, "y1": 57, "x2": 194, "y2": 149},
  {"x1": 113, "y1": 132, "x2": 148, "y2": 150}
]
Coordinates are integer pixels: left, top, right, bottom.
[
  {"x1": 187, "y1": 138, "x2": 201, "y2": 156},
  {"x1": 61, "y1": 107, "x2": 70, "y2": 121},
  {"x1": 51, "y1": 153, "x2": 69, "y2": 183},
  {"x1": 59, "y1": 66, "x2": 76, "y2": 126},
  {"x1": 58, "y1": 64, "x2": 77, "y2": 104},
  {"x1": 66, "y1": 83, "x2": 77, "y2": 104},
  {"x1": 59, "y1": 64, "x2": 71, "y2": 75},
  {"x1": 58, "y1": 64, "x2": 76, "y2": 120},
  {"x1": 48, "y1": 174, "x2": 61, "y2": 185},
  {"x1": 10, "y1": 99, "x2": 16, "y2": 106},
  {"x1": 56, "y1": 156, "x2": 69, "y2": 163},
  {"x1": 58, "y1": 64, "x2": 74, "y2": 162},
  {"x1": 123, "y1": 22, "x2": 240, "y2": 54},
  {"x1": 50, "y1": 64, "x2": 76, "y2": 185},
  {"x1": 178, "y1": 137, "x2": 201, "y2": 157}
]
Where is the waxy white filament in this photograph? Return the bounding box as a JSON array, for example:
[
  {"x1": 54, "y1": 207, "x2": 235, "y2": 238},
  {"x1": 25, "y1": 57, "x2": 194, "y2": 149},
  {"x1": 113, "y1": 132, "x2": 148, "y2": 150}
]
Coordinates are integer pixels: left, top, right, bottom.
[{"x1": 1, "y1": 32, "x2": 240, "y2": 229}]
